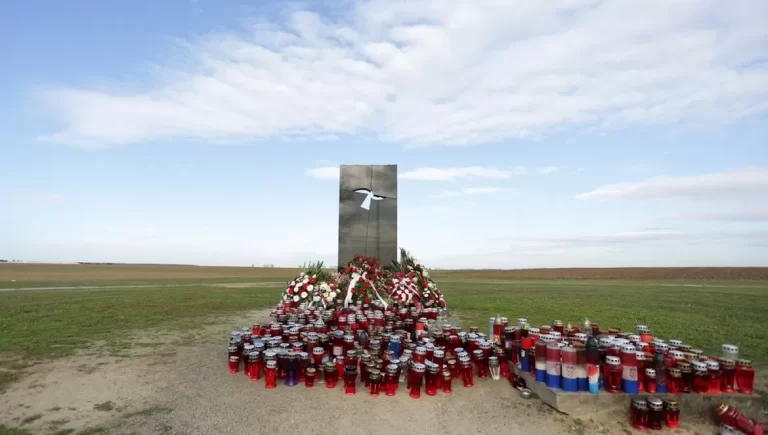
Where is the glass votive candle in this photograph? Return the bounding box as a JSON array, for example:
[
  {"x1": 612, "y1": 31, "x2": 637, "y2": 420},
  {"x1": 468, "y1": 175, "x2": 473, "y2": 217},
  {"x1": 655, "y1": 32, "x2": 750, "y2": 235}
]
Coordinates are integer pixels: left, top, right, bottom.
[
  {"x1": 228, "y1": 355, "x2": 240, "y2": 374},
  {"x1": 425, "y1": 364, "x2": 440, "y2": 396},
  {"x1": 664, "y1": 399, "x2": 680, "y2": 429},
  {"x1": 410, "y1": 363, "x2": 426, "y2": 399},
  {"x1": 668, "y1": 368, "x2": 682, "y2": 394},
  {"x1": 706, "y1": 360, "x2": 721, "y2": 393},
  {"x1": 442, "y1": 370, "x2": 453, "y2": 394},
  {"x1": 720, "y1": 359, "x2": 736, "y2": 393},
  {"x1": 692, "y1": 361, "x2": 709, "y2": 394},
  {"x1": 384, "y1": 364, "x2": 399, "y2": 396},
  {"x1": 324, "y1": 363, "x2": 338, "y2": 388},
  {"x1": 265, "y1": 359, "x2": 278, "y2": 389},
  {"x1": 248, "y1": 351, "x2": 261, "y2": 381},
  {"x1": 344, "y1": 364, "x2": 357, "y2": 395},
  {"x1": 647, "y1": 397, "x2": 664, "y2": 430},
  {"x1": 735, "y1": 359, "x2": 754, "y2": 395},
  {"x1": 369, "y1": 369, "x2": 382, "y2": 396},
  {"x1": 460, "y1": 356, "x2": 474, "y2": 388},
  {"x1": 305, "y1": 367, "x2": 316, "y2": 388},
  {"x1": 631, "y1": 398, "x2": 648, "y2": 430}
]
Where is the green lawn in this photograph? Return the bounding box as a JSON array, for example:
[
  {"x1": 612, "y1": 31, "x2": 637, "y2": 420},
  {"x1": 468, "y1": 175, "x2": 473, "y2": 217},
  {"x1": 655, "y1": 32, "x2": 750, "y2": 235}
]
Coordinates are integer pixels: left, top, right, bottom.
[{"x1": 0, "y1": 278, "x2": 766, "y2": 363}]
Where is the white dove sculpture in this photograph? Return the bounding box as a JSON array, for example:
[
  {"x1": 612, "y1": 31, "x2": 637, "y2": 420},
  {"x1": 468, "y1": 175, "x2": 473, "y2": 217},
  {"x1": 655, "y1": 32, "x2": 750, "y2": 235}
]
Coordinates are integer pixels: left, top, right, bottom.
[{"x1": 354, "y1": 188, "x2": 386, "y2": 210}]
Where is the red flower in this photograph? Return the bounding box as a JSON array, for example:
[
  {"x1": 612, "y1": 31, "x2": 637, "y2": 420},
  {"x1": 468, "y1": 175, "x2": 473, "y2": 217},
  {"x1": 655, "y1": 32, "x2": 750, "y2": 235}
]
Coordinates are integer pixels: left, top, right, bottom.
[
  {"x1": 345, "y1": 267, "x2": 352, "y2": 274},
  {"x1": 429, "y1": 294, "x2": 436, "y2": 301},
  {"x1": 421, "y1": 281, "x2": 429, "y2": 288},
  {"x1": 287, "y1": 288, "x2": 294, "y2": 295},
  {"x1": 363, "y1": 297, "x2": 371, "y2": 303},
  {"x1": 310, "y1": 277, "x2": 317, "y2": 284},
  {"x1": 365, "y1": 281, "x2": 372, "y2": 289},
  {"x1": 439, "y1": 300, "x2": 446, "y2": 308},
  {"x1": 303, "y1": 283, "x2": 308, "y2": 289}
]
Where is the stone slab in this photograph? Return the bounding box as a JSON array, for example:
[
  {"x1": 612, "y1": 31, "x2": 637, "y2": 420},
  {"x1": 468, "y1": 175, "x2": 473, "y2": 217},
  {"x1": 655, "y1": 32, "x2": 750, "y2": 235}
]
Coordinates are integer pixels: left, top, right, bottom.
[
  {"x1": 338, "y1": 165, "x2": 398, "y2": 268},
  {"x1": 513, "y1": 367, "x2": 765, "y2": 421}
]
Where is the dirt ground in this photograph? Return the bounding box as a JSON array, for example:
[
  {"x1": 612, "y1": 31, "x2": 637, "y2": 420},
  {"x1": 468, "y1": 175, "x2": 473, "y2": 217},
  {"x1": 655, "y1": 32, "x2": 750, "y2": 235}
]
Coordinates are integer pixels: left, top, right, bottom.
[{"x1": 0, "y1": 310, "x2": 741, "y2": 435}]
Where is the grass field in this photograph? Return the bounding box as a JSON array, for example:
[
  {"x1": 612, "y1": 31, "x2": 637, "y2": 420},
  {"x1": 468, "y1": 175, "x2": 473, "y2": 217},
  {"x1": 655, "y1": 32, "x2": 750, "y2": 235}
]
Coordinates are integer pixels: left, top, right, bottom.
[{"x1": 1, "y1": 264, "x2": 767, "y2": 365}]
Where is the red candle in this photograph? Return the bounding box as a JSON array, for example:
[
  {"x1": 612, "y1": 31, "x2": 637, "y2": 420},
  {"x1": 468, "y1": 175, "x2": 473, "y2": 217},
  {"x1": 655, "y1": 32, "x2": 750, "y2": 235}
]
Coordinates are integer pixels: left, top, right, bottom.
[
  {"x1": 369, "y1": 369, "x2": 382, "y2": 396},
  {"x1": 460, "y1": 357, "x2": 474, "y2": 387},
  {"x1": 735, "y1": 359, "x2": 754, "y2": 395},
  {"x1": 664, "y1": 399, "x2": 680, "y2": 429},
  {"x1": 717, "y1": 403, "x2": 764, "y2": 435},
  {"x1": 473, "y1": 350, "x2": 488, "y2": 379},
  {"x1": 668, "y1": 367, "x2": 682, "y2": 394},
  {"x1": 410, "y1": 363, "x2": 426, "y2": 398},
  {"x1": 414, "y1": 346, "x2": 427, "y2": 364},
  {"x1": 228, "y1": 355, "x2": 240, "y2": 374},
  {"x1": 678, "y1": 361, "x2": 693, "y2": 393},
  {"x1": 324, "y1": 364, "x2": 337, "y2": 388},
  {"x1": 265, "y1": 360, "x2": 277, "y2": 389},
  {"x1": 692, "y1": 361, "x2": 709, "y2": 394},
  {"x1": 384, "y1": 364, "x2": 398, "y2": 396},
  {"x1": 425, "y1": 364, "x2": 440, "y2": 396},
  {"x1": 647, "y1": 397, "x2": 664, "y2": 430},
  {"x1": 552, "y1": 320, "x2": 564, "y2": 335},
  {"x1": 720, "y1": 359, "x2": 736, "y2": 393},
  {"x1": 305, "y1": 367, "x2": 316, "y2": 387},
  {"x1": 343, "y1": 364, "x2": 357, "y2": 395},
  {"x1": 335, "y1": 356, "x2": 346, "y2": 382},
  {"x1": 604, "y1": 356, "x2": 623, "y2": 393},
  {"x1": 707, "y1": 360, "x2": 721, "y2": 393},
  {"x1": 442, "y1": 370, "x2": 453, "y2": 394},
  {"x1": 631, "y1": 398, "x2": 648, "y2": 430},
  {"x1": 248, "y1": 351, "x2": 261, "y2": 382},
  {"x1": 332, "y1": 331, "x2": 344, "y2": 359}
]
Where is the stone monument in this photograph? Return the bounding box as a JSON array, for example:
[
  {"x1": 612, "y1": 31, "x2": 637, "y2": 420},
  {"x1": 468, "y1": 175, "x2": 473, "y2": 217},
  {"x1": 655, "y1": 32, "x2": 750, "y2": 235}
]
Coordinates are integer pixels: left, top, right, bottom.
[{"x1": 337, "y1": 164, "x2": 397, "y2": 268}]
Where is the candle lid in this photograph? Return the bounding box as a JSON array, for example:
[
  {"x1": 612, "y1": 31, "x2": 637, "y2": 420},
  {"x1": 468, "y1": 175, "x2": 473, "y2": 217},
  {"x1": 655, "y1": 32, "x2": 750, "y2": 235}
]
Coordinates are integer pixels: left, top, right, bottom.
[
  {"x1": 229, "y1": 355, "x2": 240, "y2": 362},
  {"x1": 736, "y1": 359, "x2": 752, "y2": 368},
  {"x1": 669, "y1": 367, "x2": 681, "y2": 377},
  {"x1": 706, "y1": 360, "x2": 720, "y2": 370},
  {"x1": 635, "y1": 325, "x2": 648, "y2": 332},
  {"x1": 635, "y1": 351, "x2": 647, "y2": 361},
  {"x1": 459, "y1": 356, "x2": 471, "y2": 365},
  {"x1": 722, "y1": 344, "x2": 738, "y2": 352},
  {"x1": 606, "y1": 355, "x2": 620, "y2": 365},
  {"x1": 669, "y1": 339, "x2": 683, "y2": 346},
  {"x1": 266, "y1": 359, "x2": 277, "y2": 368},
  {"x1": 645, "y1": 368, "x2": 656, "y2": 376},
  {"x1": 621, "y1": 344, "x2": 635, "y2": 353},
  {"x1": 692, "y1": 361, "x2": 707, "y2": 371},
  {"x1": 412, "y1": 363, "x2": 426, "y2": 373},
  {"x1": 632, "y1": 398, "x2": 647, "y2": 409},
  {"x1": 386, "y1": 364, "x2": 399, "y2": 374},
  {"x1": 647, "y1": 397, "x2": 663, "y2": 407},
  {"x1": 720, "y1": 358, "x2": 735, "y2": 368},
  {"x1": 670, "y1": 350, "x2": 684, "y2": 359},
  {"x1": 433, "y1": 349, "x2": 445, "y2": 357},
  {"x1": 663, "y1": 399, "x2": 679, "y2": 410},
  {"x1": 691, "y1": 348, "x2": 704, "y2": 356},
  {"x1": 550, "y1": 331, "x2": 562, "y2": 338},
  {"x1": 655, "y1": 342, "x2": 669, "y2": 351},
  {"x1": 248, "y1": 351, "x2": 260, "y2": 359},
  {"x1": 306, "y1": 367, "x2": 316, "y2": 374}
]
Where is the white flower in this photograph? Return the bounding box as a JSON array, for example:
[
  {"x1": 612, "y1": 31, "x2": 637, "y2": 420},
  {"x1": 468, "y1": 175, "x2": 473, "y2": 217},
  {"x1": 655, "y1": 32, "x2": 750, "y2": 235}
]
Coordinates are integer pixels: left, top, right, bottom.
[
  {"x1": 313, "y1": 296, "x2": 320, "y2": 302},
  {"x1": 428, "y1": 282, "x2": 435, "y2": 289},
  {"x1": 300, "y1": 291, "x2": 308, "y2": 298},
  {"x1": 319, "y1": 282, "x2": 330, "y2": 292},
  {"x1": 423, "y1": 271, "x2": 430, "y2": 278},
  {"x1": 330, "y1": 291, "x2": 337, "y2": 299},
  {"x1": 303, "y1": 278, "x2": 309, "y2": 284},
  {"x1": 293, "y1": 295, "x2": 300, "y2": 302},
  {"x1": 307, "y1": 285, "x2": 314, "y2": 292},
  {"x1": 312, "y1": 275, "x2": 317, "y2": 279},
  {"x1": 393, "y1": 278, "x2": 399, "y2": 284}
]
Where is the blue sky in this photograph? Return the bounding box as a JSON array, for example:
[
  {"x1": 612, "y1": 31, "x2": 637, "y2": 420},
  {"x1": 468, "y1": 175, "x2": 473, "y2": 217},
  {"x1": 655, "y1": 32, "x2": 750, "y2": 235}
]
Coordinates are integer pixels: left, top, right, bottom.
[{"x1": 2, "y1": 0, "x2": 767, "y2": 268}]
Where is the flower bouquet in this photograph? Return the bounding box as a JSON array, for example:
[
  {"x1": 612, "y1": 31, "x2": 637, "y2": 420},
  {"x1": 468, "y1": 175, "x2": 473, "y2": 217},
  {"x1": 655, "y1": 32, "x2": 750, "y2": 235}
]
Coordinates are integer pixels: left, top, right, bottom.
[
  {"x1": 281, "y1": 261, "x2": 339, "y2": 309},
  {"x1": 336, "y1": 254, "x2": 390, "y2": 308},
  {"x1": 388, "y1": 248, "x2": 446, "y2": 309}
]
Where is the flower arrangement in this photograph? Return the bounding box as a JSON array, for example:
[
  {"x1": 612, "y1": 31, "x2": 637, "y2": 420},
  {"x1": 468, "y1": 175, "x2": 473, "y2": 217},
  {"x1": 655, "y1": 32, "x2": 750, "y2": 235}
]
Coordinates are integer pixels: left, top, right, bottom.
[
  {"x1": 388, "y1": 248, "x2": 446, "y2": 309},
  {"x1": 282, "y1": 261, "x2": 339, "y2": 308},
  {"x1": 278, "y1": 250, "x2": 446, "y2": 310},
  {"x1": 337, "y1": 254, "x2": 390, "y2": 307}
]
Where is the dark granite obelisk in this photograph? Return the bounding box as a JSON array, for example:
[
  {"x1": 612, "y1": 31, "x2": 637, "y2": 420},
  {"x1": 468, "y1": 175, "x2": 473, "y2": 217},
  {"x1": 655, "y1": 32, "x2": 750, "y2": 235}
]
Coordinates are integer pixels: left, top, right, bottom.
[{"x1": 338, "y1": 165, "x2": 398, "y2": 268}]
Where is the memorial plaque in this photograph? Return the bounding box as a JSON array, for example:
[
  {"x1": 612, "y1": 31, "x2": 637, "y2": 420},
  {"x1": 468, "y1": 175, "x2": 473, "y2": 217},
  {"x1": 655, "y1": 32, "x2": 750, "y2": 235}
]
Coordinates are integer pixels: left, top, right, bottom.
[{"x1": 338, "y1": 164, "x2": 397, "y2": 268}]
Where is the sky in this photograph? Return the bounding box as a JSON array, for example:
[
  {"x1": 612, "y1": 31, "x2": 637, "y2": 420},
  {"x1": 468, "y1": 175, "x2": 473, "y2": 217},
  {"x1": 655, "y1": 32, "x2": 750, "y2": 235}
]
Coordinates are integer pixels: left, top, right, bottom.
[{"x1": 1, "y1": 0, "x2": 767, "y2": 269}]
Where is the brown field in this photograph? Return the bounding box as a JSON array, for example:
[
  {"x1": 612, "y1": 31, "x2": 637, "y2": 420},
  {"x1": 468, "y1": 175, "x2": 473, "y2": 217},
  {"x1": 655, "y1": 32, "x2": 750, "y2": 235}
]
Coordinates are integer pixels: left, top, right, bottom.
[{"x1": 1, "y1": 263, "x2": 767, "y2": 283}]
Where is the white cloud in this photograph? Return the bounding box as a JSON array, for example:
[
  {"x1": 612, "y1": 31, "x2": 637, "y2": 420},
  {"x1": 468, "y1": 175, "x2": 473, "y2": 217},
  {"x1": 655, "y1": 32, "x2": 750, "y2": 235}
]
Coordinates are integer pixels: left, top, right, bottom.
[
  {"x1": 665, "y1": 209, "x2": 768, "y2": 222},
  {"x1": 576, "y1": 169, "x2": 768, "y2": 200},
  {"x1": 400, "y1": 166, "x2": 526, "y2": 181},
  {"x1": 38, "y1": 0, "x2": 768, "y2": 147},
  {"x1": 305, "y1": 166, "x2": 339, "y2": 180},
  {"x1": 535, "y1": 166, "x2": 559, "y2": 175},
  {"x1": 432, "y1": 186, "x2": 513, "y2": 198},
  {"x1": 499, "y1": 230, "x2": 768, "y2": 250}
]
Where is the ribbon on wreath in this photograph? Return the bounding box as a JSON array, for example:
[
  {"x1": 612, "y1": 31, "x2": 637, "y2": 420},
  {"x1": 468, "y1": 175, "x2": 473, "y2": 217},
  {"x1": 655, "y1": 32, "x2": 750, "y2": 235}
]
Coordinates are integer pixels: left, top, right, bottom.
[{"x1": 344, "y1": 273, "x2": 389, "y2": 309}]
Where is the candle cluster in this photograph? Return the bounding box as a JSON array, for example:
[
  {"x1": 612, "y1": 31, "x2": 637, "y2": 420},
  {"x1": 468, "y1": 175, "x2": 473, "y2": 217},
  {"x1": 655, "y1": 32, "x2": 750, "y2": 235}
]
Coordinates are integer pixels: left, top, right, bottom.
[
  {"x1": 225, "y1": 304, "x2": 513, "y2": 397},
  {"x1": 631, "y1": 397, "x2": 679, "y2": 430},
  {"x1": 506, "y1": 319, "x2": 755, "y2": 396}
]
